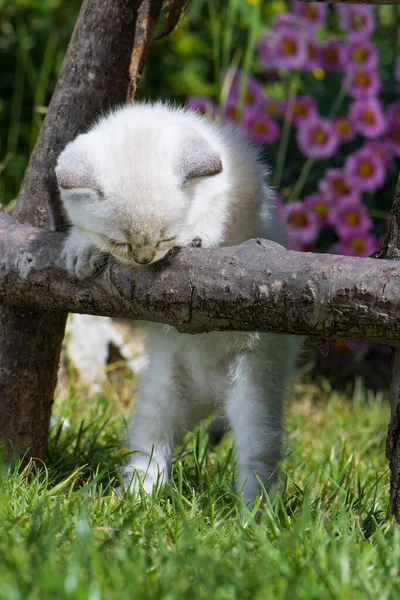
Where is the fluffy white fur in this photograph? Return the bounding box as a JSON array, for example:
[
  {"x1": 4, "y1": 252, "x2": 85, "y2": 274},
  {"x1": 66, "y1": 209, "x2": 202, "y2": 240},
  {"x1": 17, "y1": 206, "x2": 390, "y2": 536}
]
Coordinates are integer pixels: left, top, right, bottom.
[{"x1": 56, "y1": 102, "x2": 299, "y2": 507}]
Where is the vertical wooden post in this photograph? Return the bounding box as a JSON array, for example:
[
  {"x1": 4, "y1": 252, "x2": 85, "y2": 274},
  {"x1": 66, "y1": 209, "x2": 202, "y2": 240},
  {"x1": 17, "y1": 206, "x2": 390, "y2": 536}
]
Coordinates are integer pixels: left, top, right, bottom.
[
  {"x1": 374, "y1": 175, "x2": 400, "y2": 520},
  {"x1": 0, "y1": 0, "x2": 163, "y2": 460}
]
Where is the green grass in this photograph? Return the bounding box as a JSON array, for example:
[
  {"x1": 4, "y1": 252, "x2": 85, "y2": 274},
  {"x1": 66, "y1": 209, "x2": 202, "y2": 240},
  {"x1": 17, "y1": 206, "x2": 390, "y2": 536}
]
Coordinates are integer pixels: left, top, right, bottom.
[{"x1": 0, "y1": 373, "x2": 397, "y2": 600}]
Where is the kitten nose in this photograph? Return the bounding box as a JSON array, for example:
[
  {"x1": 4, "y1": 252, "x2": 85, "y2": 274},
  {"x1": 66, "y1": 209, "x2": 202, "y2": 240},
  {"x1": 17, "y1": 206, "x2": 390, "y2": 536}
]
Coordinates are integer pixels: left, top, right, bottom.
[{"x1": 133, "y1": 248, "x2": 156, "y2": 265}]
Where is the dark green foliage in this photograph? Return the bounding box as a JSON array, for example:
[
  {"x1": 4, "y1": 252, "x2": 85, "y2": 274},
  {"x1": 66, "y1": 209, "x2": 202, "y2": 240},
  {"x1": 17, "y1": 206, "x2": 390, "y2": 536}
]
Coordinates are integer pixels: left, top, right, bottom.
[
  {"x1": 0, "y1": 0, "x2": 287, "y2": 206},
  {"x1": 0, "y1": 0, "x2": 81, "y2": 205}
]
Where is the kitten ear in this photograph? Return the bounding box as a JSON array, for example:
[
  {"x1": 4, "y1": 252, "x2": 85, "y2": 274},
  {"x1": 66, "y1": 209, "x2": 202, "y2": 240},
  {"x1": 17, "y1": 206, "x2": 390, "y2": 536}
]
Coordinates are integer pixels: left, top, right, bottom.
[
  {"x1": 55, "y1": 166, "x2": 97, "y2": 191},
  {"x1": 55, "y1": 148, "x2": 98, "y2": 193},
  {"x1": 179, "y1": 137, "x2": 222, "y2": 183}
]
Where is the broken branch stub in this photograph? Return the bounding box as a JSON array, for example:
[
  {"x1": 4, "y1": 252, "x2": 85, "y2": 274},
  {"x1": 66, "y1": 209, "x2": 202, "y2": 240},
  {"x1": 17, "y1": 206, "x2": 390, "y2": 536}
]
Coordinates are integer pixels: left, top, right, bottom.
[{"x1": 128, "y1": 0, "x2": 163, "y2": 101}]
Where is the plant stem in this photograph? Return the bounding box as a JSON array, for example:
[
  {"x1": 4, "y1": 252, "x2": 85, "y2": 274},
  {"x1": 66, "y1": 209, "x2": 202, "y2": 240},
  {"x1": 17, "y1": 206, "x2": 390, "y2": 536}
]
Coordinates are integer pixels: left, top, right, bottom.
[
  {"x1": 239, "y1": 0, "x2": 261, "y2": 104},
  {"x1": 30, "y1": 33, "x2": 58, "y2": 150},
  {"x1": 272, "y1": 72, "x2": 300, "y2": 192},
  {"x1": 369, "y1": 209, "x2": 391, "y2": 219},
  {"x1": 208, "y1": 0, "x2": 222, "y2": 95},
  {"x1": 328, "y1": 84, "x2": 347, "y2": 120},
  {"x1": 290, "y1": 157, "x2": 314, "y2": 200},
  {"x1": 222, "y1": 0, "x2": 239, "y2": 74}
]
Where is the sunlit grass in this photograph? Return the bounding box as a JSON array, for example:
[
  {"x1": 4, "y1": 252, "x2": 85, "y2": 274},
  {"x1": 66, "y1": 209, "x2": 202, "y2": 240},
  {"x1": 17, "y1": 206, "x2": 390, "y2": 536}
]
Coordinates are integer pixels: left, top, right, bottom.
[{"x1": 0, "y1": 370, "x2": 397, "y2": 599}]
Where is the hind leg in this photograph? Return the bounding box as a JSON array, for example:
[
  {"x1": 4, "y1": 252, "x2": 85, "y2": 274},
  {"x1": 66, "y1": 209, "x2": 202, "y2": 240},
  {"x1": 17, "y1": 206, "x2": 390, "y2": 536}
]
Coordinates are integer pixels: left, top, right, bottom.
[{"x1": 225, "y1": 335, "x2": 298, "y2": 507}]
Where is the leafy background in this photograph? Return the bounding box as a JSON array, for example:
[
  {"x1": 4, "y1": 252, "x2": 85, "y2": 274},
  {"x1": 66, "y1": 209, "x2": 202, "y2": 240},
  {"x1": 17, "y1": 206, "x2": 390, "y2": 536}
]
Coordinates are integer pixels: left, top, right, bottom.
[{"x1": 0, "y1": 0, "x2": 283, "y2": 207}]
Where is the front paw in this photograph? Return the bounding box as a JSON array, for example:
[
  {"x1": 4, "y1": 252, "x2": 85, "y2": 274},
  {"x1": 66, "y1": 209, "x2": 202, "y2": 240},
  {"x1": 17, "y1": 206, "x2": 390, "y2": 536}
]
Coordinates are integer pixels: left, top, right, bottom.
[
  {"x1": 115, "y1": 468, "x2": 158, "y2": 497},
  {"x1": 62, "y1": 246, "x2": 109, "y2": 280},
  {"x1": 61, "y1": 227, "x2": 110, "y2": 280}
]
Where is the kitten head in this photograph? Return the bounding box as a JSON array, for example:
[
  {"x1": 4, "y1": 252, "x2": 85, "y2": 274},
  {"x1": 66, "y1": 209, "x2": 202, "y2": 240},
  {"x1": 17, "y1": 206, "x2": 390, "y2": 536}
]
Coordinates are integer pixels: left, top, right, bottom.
[{"x1": 56, "y1": 103, "x2": 225, "y2": 266}]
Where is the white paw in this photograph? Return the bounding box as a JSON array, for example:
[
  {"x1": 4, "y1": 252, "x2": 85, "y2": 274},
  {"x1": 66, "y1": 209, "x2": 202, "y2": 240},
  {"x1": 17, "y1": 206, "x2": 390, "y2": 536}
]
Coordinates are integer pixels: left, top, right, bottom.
[
  {"x1": 115, "y1": 468, "x2": 158, "y2": 497},
  {"x1": 62, "y1": 241, "x2": 110, "y2": 281},
  {"x1": 64, "y1": 247, "x2": 107, "y2": 279},
  {"x1": 61, "y1": 226, "x2": 111, "y2": 280}
]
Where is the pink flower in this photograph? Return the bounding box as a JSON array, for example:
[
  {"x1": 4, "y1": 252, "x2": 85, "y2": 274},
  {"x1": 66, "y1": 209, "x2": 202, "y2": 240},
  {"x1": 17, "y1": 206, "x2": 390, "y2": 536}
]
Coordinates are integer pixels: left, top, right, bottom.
[
  {"x1": 345, "y1": 148, "x2": 386, "y2": 193},
  {"x1": 336, "y1": 5, "x2": 375, "y2": 38},
  {"x1": 283, "y1": 200, "x2": 320, "y2": 243},
  {"x1": 223, "y1": 100, "x2": 251, "y2": 126},
  {"x1": 257, "y1": 35, "x2": 277, "y2": 72},
  {"x1": 319, "y1": 168, "x2": 360, "y2": 203},
  {"x1": 345, "y1": 35, "x2": 378, "y2": 71},
  {"x1": 331, "y1": 234, "x2": 378, "y2": 257},
  {"x1": 320, "y1": 40, "x2": 346, "y2": 72},
  {"x1": 334, "y1": 117, "x2": 356, "y2": 143},
  {"x1": 292, "y1": 1, "x2": 328, "y2": 29},
  {"x1": 304, "y1": 35, "x2": 321, "y2": 71},
  {"x1": 227, "y1": 73, "x2": 265, "y2": 109},
  {"x1": 344, "y1": 70, "x2": 381, "y2": 99},
  {"x1": 272, "y1": 26, "x2": 307, "y2": 70},
  {"x1": 328, "y1": 198, "x2": 373, "y2": 239},
  {"x1": 304, "y1": 193, "x2": 332, "y2": 224},
  {"x1": 289, "y1": 96, "x2": 318, "y2": 127},
  {"x1": 297, "y1": 117, "x2": 339, "y2": 159},
  {"x1": 242, "y1": 113, "x2": 280, "y2": 144},
  {"x1": 271, "y1": 14, "x2": 301, "y2": 31},
  {"x1": 262, "y1": 97, "x2": 284, "y2": 119},
  {"x1": 186, "y1": 96, "x2": 217, "y2": 118},
  {"x1": 362, "y1": 140, "x2": 393, "y2": 169},
  {"x1": 349, "y1": 98, "x2": 386, "y2": 138}
]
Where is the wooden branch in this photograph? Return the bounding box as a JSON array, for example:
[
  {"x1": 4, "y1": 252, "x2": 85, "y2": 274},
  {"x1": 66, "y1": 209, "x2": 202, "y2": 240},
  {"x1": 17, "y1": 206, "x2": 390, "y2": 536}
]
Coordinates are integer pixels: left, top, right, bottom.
[
  {"x1": 1, "y1": 210, "x2": 400, "y2": 344},
  {"x1": 0, "y1": 0, "x2": 159, "y2": 461}
]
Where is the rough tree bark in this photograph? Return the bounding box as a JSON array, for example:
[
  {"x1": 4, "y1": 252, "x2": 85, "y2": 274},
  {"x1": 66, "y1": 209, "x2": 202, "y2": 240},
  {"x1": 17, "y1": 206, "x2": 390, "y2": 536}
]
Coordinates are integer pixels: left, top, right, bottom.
[
  {"x1": 1, "y1": 209, "x2": 400, "y2": 343},
  {"x1": 373, "y1": 175, "x2": 400, "y2": 521},
  {"x1": 0, "y1": 0, "x2": 163, "y2": 461}
]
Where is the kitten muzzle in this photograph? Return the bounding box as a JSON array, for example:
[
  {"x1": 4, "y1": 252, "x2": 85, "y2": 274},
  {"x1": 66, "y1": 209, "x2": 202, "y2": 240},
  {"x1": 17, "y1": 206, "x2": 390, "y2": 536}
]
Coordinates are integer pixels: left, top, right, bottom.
[{"x1": 132, "y1": 248, "x2": 156, "y2": 265}]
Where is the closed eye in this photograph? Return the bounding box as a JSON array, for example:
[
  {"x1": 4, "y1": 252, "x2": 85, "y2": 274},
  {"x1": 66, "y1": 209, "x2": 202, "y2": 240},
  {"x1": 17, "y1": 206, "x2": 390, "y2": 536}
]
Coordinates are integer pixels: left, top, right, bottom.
[
  {"x1": 108, "y1": 239, "x2": 129, "y2": 248},
  {"x1": 155, "y1": 237, "x2": 177, "y2": 249}
]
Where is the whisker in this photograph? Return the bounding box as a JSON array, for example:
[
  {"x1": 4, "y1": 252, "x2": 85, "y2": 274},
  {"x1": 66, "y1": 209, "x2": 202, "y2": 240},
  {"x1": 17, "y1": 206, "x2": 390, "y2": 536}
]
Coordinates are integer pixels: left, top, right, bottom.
[
  {"x1": 96, "y1": 260, "x2": 111, "y2": 278},
  {"x1": 91, "y1": 244, "x2": 109, "y2": 263},
  {"x1": 106, "y1": 253, "x2": 114, "y2": 280},
  {"x1": 55, "y1": 223, "x2": 73, "y2": 232}
]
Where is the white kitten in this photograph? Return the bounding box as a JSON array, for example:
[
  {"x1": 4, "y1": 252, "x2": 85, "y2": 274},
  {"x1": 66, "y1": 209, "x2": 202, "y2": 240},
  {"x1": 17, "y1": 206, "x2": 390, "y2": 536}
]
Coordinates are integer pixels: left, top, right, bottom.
[{"x1": 56, "y1": 101, "x2": 299, "y2": 507}]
